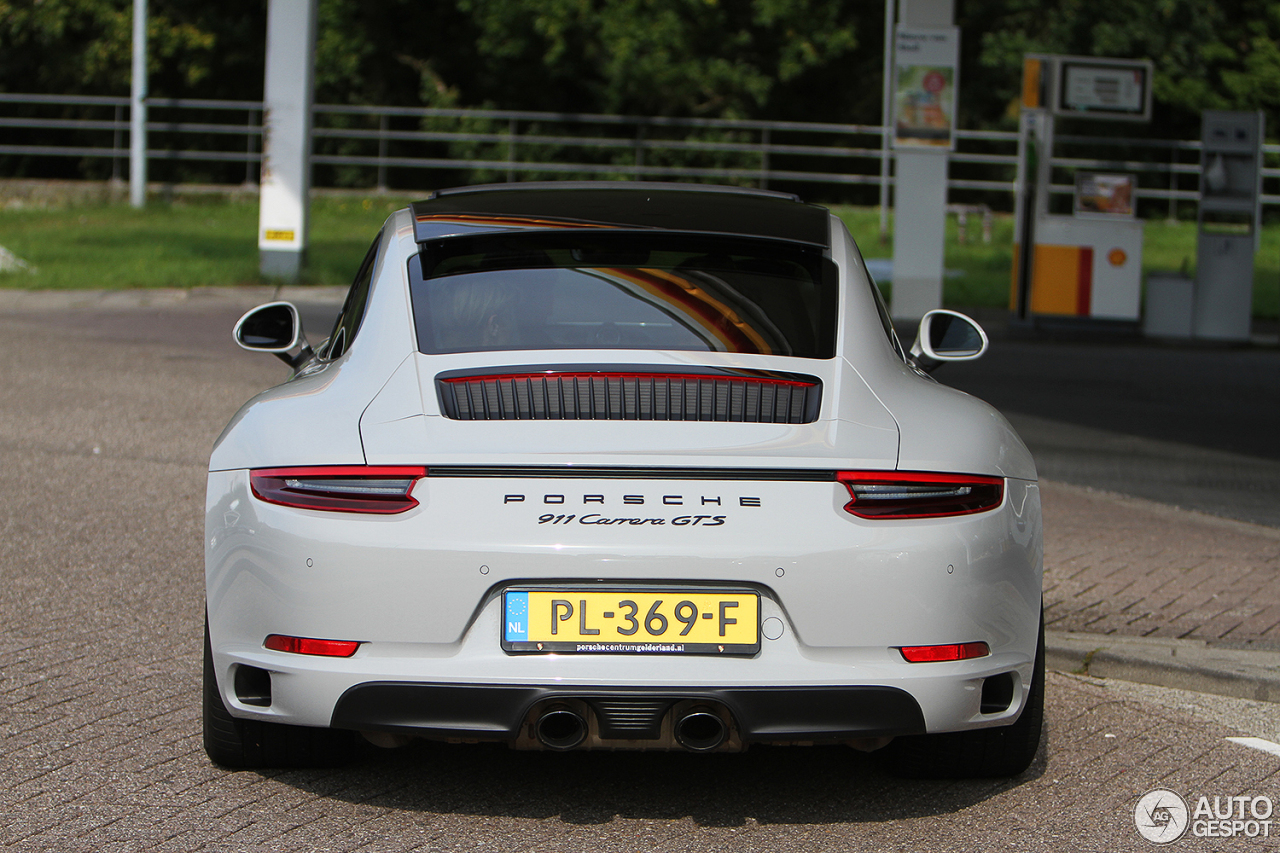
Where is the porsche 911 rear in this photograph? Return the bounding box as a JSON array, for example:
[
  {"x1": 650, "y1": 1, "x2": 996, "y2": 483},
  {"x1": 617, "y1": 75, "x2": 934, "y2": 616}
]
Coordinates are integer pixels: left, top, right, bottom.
[{"x1": 205, "y1": 183, "x2": 1043, "y2": 778}]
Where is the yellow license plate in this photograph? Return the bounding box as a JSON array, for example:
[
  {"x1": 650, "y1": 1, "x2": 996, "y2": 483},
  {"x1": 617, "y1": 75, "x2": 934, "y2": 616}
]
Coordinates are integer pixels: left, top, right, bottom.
[{"x1": 502, "y1": 589, "x2": 759, "y2": 654}]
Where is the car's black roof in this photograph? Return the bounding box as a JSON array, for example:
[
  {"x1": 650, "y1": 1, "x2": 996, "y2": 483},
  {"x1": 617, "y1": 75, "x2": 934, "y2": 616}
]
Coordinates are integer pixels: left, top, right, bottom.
[{"x1": 409, "y1": 182, "x2": 831, "y2": 247}]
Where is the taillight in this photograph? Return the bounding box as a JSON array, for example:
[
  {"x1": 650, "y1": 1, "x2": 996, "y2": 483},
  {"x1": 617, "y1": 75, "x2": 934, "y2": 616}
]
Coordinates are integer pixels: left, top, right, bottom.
[
  {"x1": 249, "y1": 466, "x2": 427, "y2": 514},
  {"x1": 836, "y1": 471, "x2": 1003, "y2": 519},
  {"x1": 264, "y1": 635, "x2": 361, "y2": 657},
  {"x1": 899, "y1": 642, "x2": 990, "y2": 663}
]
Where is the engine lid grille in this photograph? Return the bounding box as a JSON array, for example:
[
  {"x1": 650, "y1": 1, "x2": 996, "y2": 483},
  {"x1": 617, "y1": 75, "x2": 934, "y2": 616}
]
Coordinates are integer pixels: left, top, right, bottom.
[{"x1": 436, "y1": 368, "x2": 821, "y2": 424}]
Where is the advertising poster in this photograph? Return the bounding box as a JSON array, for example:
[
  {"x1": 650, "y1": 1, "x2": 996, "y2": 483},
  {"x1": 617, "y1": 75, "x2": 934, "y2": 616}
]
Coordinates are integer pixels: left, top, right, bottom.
[
  {"x1": 894, "y1": 26, "x2": 960, "y2": 150},
  {"x1": 1074, "y1": 172, "x2": 1136, "y2": 217}
]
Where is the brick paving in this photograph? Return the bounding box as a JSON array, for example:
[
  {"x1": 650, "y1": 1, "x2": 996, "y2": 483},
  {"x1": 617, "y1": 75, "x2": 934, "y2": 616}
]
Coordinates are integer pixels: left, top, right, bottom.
[{"x1": 1041, "y1": 481, "x2": 1280, "y2": 647}]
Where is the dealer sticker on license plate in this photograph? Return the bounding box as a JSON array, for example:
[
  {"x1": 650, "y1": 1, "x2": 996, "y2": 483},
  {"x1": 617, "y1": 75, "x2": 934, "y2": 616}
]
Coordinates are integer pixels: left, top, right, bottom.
[{"x1": 502, "y1": 589, "x2": 759, "y2": 654}]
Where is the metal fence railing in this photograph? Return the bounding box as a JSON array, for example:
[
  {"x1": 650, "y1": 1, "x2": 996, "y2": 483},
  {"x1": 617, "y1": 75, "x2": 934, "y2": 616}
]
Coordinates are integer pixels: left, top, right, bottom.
[
  {"x1": 3, "y1": 93, "x2": 1278, "y2": 213},
  {"x1": 311, "y1": 104, "x2": 904, "y2": 194}
]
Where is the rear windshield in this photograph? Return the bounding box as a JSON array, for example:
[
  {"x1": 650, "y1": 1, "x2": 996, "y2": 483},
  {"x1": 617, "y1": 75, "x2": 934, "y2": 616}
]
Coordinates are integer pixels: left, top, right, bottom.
[{"x1": 408, "y1": 233, "x2": 837, "y2": 358}]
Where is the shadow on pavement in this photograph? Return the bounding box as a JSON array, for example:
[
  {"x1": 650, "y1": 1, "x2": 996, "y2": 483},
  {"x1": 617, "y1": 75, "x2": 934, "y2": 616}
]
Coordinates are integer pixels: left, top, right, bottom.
[{"x1": 269, "y1": 735, "x2": 1047, "y2": 827}]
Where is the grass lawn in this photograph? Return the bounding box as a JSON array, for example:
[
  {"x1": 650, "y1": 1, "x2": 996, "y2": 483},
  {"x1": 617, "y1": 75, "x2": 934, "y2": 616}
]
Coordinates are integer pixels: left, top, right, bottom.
[
  {"x1": 0, "y1": 195, "x2": 414, "y2": 289},
  {"x1": 2, "y1": 195, "x2": 1277, "y2": 319}
]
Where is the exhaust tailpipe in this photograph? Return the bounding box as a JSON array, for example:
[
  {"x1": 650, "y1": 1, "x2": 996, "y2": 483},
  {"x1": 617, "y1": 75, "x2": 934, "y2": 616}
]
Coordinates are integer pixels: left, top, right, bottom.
[
  {"x1": 674, "y1": 708, "x2": 728, "y2": 752},
  {"x1": 535, "y1": 706, "x2": 588, "y2": 750}
]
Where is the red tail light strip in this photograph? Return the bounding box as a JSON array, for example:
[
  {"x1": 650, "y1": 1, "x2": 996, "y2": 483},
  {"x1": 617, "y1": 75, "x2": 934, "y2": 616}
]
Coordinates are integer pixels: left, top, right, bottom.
[
  {"x1": 264, "y1": 635, "x2": 361, "y2": 657},
  {"x1": 250, "y1": 466, "x2": 428, "y2": 514},
  {"x1": 836, "y1": 471, "x2": 1004, "y2": 519},
  {"x1": 899, "y1": 642, "x2": 990, "y2": 663}
]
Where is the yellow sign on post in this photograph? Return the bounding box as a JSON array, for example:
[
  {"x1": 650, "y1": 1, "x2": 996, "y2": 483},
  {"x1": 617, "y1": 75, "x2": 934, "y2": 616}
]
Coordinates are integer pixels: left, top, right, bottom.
[{"x1": 1022, "y1": 58, "x2": 1042, "y2": 109}]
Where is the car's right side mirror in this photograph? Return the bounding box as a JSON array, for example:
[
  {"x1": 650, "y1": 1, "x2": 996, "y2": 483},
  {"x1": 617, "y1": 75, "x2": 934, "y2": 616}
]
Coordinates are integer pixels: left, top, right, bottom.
[
  {"x1": 908, "y1": 309, "x2": 989, "y2": 373},
  {"x1": 233, "y1": 301, "x2": 312, "y2": 367}
]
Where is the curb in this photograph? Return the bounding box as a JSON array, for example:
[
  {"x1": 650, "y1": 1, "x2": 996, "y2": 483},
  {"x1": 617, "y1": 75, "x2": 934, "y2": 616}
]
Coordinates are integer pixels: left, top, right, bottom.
[{"x1": 1047, "y1": 630, "x2": 1280, "y2": 704}]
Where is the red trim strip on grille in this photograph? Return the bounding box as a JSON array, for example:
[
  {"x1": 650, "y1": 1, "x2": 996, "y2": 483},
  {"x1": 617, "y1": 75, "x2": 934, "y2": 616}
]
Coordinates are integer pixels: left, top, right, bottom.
[{"x1": 440, "y1": 372, "x2": 815, "y2": 388}]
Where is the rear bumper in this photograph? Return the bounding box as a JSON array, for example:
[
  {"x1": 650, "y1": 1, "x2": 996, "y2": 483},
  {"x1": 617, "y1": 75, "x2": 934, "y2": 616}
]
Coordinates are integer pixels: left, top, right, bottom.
[
  {"x1": 207, "y1": 468, "x2": 1042, "y2": 741},
  {"x1": 331, "y1": 682, "x2": 925, "y2": 744}
]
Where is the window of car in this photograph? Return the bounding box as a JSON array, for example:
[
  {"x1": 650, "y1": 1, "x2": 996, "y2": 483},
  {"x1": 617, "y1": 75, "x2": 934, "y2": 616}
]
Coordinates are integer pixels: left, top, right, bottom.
[
  {"x1": 408, "y1": 233, "x2": 838, "y2": 358},
  {"x1": 325, "y1": 232, "x2": 381, "y2": 360}
]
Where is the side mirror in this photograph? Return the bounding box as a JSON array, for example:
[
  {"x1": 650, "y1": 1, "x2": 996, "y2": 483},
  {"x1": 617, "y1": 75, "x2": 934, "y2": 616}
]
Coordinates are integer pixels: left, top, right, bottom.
[
  {"x1": 908, "y1": 309, "x2": 989, "y2": 373},
  {"x1": 233, "y1": 302, "x2": 313, "y2": 367}
]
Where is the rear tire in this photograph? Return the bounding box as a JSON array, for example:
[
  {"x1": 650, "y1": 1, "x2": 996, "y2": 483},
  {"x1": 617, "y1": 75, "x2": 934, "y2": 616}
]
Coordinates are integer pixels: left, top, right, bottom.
[
  {"x1": 875, "y1": 612, "x2": 1045, "y2": 779},
  {"x1": 203, "y1": 616, "x2": 357, "y2": 769}
]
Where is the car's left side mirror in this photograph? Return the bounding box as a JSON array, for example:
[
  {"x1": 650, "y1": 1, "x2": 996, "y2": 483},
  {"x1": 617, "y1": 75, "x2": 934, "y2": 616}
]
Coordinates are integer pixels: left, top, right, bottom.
[
  {"x1": 908, "y1": 309, "x2": 989, "y2": 373},
  {"x1": 233, "y1": 301, "x2": 313, "y2": 368}
]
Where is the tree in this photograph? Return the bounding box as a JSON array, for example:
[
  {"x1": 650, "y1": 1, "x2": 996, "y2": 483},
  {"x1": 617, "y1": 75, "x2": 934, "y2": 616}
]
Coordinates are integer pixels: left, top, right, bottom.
[
  {"x1": 0, "y1": 0, "x2": 262, "y2": 99},
  {"x1": 961, "y1": 0, "x2": 1280, "y2": 137},
  {"x1": 451, "y1": 0, "x2": 859, "y2": 118}
]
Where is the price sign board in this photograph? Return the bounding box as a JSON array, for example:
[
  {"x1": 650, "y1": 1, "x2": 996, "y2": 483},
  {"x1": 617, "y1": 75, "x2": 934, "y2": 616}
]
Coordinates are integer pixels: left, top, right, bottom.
[{"x1": 1052, "y1": 56, "x2": 1152, "y2": 121}]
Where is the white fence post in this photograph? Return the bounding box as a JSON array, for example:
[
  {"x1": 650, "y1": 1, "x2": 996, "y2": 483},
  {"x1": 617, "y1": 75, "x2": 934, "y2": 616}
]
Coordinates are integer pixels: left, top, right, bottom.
[
  {"x1": 258, "y1": 0, "x2": 319, "y2": 280},
  {"x1": 129, "y1": 0, "x2": 147, "y2": 208}
]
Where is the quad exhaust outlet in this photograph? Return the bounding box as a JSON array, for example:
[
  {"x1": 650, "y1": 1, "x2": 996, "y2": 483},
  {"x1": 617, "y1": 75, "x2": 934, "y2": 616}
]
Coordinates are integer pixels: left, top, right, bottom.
[
  {"x1": 674, "y1": 707, "x2": 728, "y2": 752},
  {"x1": 534, "y1": 706, "x2": 588, "y2": 751}
]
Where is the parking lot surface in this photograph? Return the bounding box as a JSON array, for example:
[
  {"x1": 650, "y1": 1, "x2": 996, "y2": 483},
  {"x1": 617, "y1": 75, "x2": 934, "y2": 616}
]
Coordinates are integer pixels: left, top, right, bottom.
[{"x1": 2, "y1": 296, "x2": 1278, "y2": 851}]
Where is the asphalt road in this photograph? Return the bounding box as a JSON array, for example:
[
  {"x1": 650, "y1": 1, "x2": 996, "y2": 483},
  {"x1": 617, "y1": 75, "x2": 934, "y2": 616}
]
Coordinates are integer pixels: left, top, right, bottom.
[
  {"x1": 940, "y1": 331, "x2": 1280, "y2": 528},
  {"x1": 2, "y1": 301, "x2": 1279, "y2": 851}
]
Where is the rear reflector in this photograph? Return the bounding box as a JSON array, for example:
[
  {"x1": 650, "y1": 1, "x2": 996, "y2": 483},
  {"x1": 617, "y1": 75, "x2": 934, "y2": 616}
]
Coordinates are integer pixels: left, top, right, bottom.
[
  {"x1": 837, "y1": 471, "x2": 1003, "y2": 519},
  {"x1": 250, "y1": 466, "x2": 427, "y2": 514},
  {"x1": 264, "y1": 635, "x2": 361, "y2": 657},
  {"x1": 899, "y1": 642, "x2": 990, "y2": 663}
]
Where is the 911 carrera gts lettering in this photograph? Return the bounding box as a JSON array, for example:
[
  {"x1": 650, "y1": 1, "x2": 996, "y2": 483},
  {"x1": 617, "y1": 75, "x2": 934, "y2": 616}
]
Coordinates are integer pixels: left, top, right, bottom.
[
  {"x1": 536, "y1": 513, "x2": 666, "y2": 525},
  {"x1": 534, "y1": 513, "x2": 727, "y2": 526}
]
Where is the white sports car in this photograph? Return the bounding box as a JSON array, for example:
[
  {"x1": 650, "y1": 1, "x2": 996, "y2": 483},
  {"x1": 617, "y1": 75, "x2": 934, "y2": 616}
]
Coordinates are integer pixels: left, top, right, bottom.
[{"x1": 205, "y1": 182, "x2": 1043, "y2": 778}]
